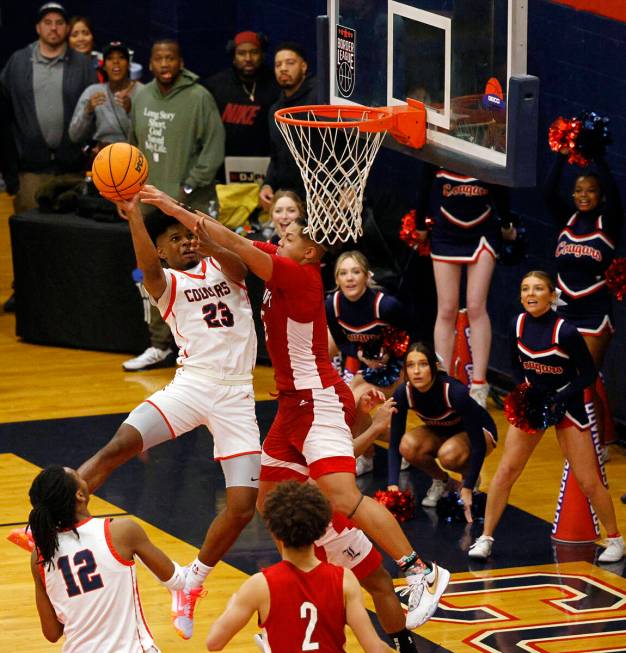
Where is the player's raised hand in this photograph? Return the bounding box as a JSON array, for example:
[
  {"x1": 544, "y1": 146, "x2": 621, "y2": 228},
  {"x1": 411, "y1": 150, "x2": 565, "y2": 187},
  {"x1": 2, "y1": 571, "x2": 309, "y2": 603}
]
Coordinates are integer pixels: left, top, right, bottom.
[
  {"x1": 190, "y1": 219, "x2": 214, "y2": 257},
  {"x1": 139, "y1": 185, "x2": 179, "y2": 216},
  {"x1": 115, "y1": 193, "x2": 141, "y2": 221}
]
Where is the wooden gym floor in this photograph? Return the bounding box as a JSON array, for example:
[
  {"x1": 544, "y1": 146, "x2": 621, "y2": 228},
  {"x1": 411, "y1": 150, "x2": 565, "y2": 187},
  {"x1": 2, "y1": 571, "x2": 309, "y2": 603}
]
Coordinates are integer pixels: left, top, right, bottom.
[{"x1": 1, "y1": 192, "x2": 625, "y2": 652}]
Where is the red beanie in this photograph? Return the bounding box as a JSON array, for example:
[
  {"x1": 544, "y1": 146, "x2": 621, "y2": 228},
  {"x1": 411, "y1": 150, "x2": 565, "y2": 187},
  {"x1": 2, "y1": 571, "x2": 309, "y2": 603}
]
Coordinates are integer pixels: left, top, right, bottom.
[{"x1": 234, "y1": 31, "x2": 261, "y2": 48}]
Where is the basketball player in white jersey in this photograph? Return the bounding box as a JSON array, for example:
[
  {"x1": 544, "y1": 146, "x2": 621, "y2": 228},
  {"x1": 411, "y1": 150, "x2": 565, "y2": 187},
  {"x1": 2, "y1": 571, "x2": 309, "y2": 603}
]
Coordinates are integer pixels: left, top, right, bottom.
[
  {"x1": 138, "y1": 185, "x2": 451, "y2": 634},
  {"x1": 29, "y1": 465, "x2": 187, "y2": 652},
  {"x1": 77, "y1": 194, "x2": 261, "y2": 640}
]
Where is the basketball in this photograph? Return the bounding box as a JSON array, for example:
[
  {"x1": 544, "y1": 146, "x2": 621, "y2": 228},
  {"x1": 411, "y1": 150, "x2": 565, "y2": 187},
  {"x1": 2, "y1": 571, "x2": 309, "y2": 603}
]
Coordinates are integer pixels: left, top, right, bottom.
[{"x1": 91, "y1": 143, "x2": 149, "y2": 201}]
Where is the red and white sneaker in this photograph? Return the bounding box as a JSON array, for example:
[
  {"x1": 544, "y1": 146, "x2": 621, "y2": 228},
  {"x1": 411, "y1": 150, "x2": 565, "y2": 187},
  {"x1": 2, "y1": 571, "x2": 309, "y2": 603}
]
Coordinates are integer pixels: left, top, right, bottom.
[
  {"x1": 8, "y1": 526, "x2": 35, "y2": 552},
  {"x1": 171, "y1": 585, "x2": 207, "y2": 640}
]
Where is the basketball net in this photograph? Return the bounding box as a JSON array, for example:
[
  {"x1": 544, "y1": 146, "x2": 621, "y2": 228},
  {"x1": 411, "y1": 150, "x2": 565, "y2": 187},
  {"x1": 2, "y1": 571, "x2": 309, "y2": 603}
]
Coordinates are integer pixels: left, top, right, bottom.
[{"x1": 275, "y1": 108, "x2": 388, "y2": 244}]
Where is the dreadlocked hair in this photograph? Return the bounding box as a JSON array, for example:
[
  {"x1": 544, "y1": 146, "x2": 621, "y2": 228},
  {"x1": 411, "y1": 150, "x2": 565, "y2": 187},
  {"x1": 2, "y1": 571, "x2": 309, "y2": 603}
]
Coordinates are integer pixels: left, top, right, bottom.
[{"x1": 28, "y1": 465, "x2": 79, "y2": 568}]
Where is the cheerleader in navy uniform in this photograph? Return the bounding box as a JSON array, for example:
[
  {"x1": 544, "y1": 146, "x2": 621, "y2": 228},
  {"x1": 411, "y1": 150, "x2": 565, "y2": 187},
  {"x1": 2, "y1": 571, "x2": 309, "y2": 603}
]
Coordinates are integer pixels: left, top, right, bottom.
[
  {"x1": 544, "y1": 150, "x2": 623, "y2": 457},
  {"x1": 415, "y1": 163, "x2": 517, "y2": 407},
  {"x1": 388, "y1": 342, "x2": 497, "y2": 520},
  {"x1": 326, "y1": 251, "x2": 408, "y2": 475},
  {"x1": 469, "y1": 271, "x2": 623, "y2": 562}
]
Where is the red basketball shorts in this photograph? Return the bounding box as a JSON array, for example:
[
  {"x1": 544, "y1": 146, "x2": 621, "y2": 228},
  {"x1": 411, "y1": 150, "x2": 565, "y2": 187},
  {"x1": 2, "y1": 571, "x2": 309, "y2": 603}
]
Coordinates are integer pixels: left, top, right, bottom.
[{"x1": 260, "y1": 382, "x2": 356, "y2": 481}]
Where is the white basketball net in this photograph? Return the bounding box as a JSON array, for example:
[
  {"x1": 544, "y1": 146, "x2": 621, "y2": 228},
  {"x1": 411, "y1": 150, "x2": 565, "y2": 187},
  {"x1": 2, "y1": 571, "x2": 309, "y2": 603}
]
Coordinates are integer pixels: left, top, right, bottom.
[{"x1": 275, "y1": 108, "x2": 388, "y2": 244}]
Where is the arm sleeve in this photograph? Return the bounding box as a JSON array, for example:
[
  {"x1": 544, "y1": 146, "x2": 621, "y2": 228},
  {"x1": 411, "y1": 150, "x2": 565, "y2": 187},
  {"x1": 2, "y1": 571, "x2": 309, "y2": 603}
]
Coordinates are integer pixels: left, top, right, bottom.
[
  {"x1": 414, "y1": 162, "x2": 437, "y2": 229},
  {"x1": 448, "y1": 383, "x2": 489, "y2": 489},
  {"x1": 554, "y1": 323, "x2": 597, "y2": 403},
  {"x1": 325, "y1": 295, "x2": 348, "y2": 347},
  {"x1": 379, "y1": 294, "x2": 409, "y2": 331},
  {"x1": 542, "y1": 154, "x2": 571, "y2": 227},
  {"x1": 186, "y1": 90, "x2": 225, "y2": 188},
  {"x1": 594, "y1": 156, "x2": 624, "y2": 243},
  {"x1": 253, "y1": 240, "x2": 279, "y2": 255},
  {"x1": 510, "y1": 318, "x2": 526, "y2": 385},
  {"x1": 388, "y1": 386, "x2": 408, "y2": 487},
  {"x1": 68, "y1": 86, "x2": 96, "y2": 144}
]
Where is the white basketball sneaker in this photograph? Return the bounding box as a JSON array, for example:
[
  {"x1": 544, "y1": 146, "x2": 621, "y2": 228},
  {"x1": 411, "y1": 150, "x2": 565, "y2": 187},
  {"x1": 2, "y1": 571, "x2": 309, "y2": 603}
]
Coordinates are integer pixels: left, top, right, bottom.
[
  {"x1": 598, "y1": 536, "x2": 624, "y2": 563},
  {"x1": 469, "y1": 382, "x2": 490, "y2": 408},
  {"x1": 402, "y1": 562, "x2": 450, "y2": 629},
  {"x1": 468, "y1": 534, "x2": 494, "y2": 559}
]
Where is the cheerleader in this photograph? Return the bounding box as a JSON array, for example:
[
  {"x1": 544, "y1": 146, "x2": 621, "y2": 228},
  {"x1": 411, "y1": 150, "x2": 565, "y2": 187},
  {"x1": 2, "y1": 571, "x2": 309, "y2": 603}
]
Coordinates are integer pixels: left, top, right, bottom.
[
  {"x1": 415, "y1": 163, "x2": 517, "y2": 407},
  {"x1": 388, "y1": 342, "x2": 497, "y2": 520},
  {"x1": 469, "y1": 271, "x2": 623, "y2": 561},
  {"x1": 265, "y1": 190, "x2": 305, "y2": 243},
  {"x1": 326, "y1": 251, "x2": 408, "y2": 475},
  {"x1": 544, "y1": 150, "x2": 623, "y2": 457}
]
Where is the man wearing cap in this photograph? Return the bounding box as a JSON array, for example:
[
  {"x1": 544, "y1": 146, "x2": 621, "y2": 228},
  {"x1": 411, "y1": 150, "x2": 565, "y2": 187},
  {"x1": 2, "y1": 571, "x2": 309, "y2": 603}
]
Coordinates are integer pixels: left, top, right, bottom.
[
  {"x1": 259, "y1": 41, "x2": 318, "y2": 210},
  {"x1": 201, "y1": 31, "x2": 279, "y2": 164},
  {"x1": 0, "y1": 2, "x2": 97, "y2": 212},
  {"x1": 69, "y1": 42, "x2": 142, "y2": 149}
]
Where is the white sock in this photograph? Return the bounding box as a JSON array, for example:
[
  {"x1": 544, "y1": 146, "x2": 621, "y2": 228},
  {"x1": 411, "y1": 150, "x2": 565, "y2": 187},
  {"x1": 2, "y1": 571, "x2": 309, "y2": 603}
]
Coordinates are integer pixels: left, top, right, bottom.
[{"x1": 185, "y1": 558, "x2": 213, "y2": 590}]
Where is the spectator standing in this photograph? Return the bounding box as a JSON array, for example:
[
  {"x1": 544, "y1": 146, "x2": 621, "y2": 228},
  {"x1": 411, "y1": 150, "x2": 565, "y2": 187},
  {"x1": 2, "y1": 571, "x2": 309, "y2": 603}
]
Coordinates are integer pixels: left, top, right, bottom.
[
  {"x1": 124, "y1": 38, "x2": 225, "y2": 372},
  {"x1": 67, "y1": 15, "x2": 101, "y2": 78},
  {"x1": 202, "y1": 31, "x2": 279, "y2": 163},
  {"x1": 259, "y1": 42, "x2": 318, "y2": 210},
  {"x1": 68, "y1": 16, "x2": 95, "y2": 56},
  {"x1": 69, "y1": 42, "x2": 142, "y2": 150},
  {"x1": 0, "y1": 2, "x2": 97, "y2": 213}
]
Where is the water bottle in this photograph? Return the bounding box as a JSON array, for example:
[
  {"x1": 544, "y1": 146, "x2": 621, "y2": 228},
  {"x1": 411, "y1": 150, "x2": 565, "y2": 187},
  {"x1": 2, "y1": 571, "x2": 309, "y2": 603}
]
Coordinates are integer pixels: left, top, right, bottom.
[{"x1": 132, "y1": 268, "x2": 151, "y2": 323}]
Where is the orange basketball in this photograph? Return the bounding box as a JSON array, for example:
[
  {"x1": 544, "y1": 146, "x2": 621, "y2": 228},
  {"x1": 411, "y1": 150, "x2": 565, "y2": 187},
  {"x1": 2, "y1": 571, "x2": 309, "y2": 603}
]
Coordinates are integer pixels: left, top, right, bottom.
[{"x1": 91, "y1": 143, "x2": 149, "y2": 201}]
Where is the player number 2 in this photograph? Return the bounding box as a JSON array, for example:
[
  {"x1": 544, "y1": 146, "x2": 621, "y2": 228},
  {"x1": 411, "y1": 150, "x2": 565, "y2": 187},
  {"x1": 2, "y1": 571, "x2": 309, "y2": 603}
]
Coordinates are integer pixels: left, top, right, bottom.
[
  {"x1": 202, "y1": 301, "x2": 235, "y2": 328},
  {"x1": 300, "y1": 601, "x2": 320, "y2": 651},
  {"x1": 58, "y1": 549, "x2": 104, "y2": 597}
]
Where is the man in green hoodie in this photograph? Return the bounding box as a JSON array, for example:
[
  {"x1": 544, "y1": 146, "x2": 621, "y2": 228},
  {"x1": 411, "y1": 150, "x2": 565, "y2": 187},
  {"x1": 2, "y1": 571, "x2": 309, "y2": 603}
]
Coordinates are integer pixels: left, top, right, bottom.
[{"x1": 125, "y1": 39, "x2": 225, "y2": 372}]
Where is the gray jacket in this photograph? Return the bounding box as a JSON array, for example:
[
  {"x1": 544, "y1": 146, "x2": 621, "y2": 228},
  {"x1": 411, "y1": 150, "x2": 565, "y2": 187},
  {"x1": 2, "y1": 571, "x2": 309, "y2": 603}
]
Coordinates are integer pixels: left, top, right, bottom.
[{"x1": 1, "y1": 42, "x2": 97, "y2": 173}]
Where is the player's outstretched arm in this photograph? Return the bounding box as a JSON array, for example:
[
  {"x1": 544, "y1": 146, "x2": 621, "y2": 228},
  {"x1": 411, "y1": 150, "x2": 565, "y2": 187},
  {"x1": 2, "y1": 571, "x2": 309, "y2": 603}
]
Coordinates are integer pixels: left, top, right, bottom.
[
  {"x1": 117, "y1": 194, "x2": 167, "y2": 300},
  {"x1": 344, "y1": 568, "x2": 392, "y2": 652},
  {"x1": 31, "y1": 551, "x2": 64, "y2": 642},
  {"x1": 191, "y1": 220, "x2": 248, "y2": 284},
  {"x1": 205, "y1": 573, "x2": 268, "y2": 650},
  {"x1": 108, "y1": 518, "x2": 186, "y2": 590},
  {"x1": 139, "y1": 185, "x2": 274, "y2": 281}
]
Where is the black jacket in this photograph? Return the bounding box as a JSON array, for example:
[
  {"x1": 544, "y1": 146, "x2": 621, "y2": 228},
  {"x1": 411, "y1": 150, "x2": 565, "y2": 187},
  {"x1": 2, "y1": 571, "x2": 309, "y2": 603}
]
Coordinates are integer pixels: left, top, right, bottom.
[
  {"x1": 1, "y1": 43, "x2": 97, "y2": 173},
  {"x1": 201, "y1": 66, "x2": 279, "y2": 158},
  {"x1": 0, "y1": 81, "x2": 18, "y2": 193},
  {"x1": 264, "y1": 76, "x2": 318, "y2": 195}
]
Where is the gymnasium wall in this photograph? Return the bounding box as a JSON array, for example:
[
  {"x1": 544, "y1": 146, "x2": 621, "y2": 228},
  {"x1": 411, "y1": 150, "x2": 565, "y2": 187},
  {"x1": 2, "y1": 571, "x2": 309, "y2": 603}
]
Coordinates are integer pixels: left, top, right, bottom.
[{"x1": 1, "y1": 0, "x2": 625, "y2": 425}]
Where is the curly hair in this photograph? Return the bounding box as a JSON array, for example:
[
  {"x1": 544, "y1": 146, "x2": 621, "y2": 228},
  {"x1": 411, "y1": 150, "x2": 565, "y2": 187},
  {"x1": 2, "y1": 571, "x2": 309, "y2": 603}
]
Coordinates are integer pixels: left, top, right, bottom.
[
  {"x1": 28, "y1": 466, "x2": 79, "y2": 568},
  {"x1": 262, "y1": 482, "x2": 331, "y2": 548}
]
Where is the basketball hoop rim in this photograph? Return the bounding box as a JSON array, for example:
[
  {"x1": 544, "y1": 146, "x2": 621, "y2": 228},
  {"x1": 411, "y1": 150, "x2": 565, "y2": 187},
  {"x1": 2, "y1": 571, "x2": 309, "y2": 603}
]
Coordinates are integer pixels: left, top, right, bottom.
[{"x1": 274, "y1": 104, "x2": 394, "y2": 131}]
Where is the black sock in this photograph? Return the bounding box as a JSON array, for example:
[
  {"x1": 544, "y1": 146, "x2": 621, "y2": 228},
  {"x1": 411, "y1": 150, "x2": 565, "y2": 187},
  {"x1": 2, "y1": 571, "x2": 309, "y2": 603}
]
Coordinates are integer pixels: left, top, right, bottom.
[{"x1": 389, "y1": 629, "x2": 418, "y2": 652}]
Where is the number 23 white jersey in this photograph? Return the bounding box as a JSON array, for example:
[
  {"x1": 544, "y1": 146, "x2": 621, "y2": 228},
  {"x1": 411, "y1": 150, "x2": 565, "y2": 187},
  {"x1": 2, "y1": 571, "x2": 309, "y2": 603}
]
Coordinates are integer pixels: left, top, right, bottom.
[{"x1": 155, "y1": 257, "x2": 257, "y2": 383}]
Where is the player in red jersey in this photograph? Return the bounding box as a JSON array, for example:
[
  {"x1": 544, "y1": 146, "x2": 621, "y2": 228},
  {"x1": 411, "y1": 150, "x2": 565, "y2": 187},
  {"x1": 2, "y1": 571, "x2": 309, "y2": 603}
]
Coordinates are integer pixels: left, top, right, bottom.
[
  {"x1": 205, "y1": 481, "x2": 388, "y2": 652},
  {"x1": 140, "y1": 185, "x2": 450, "y2": 630}
]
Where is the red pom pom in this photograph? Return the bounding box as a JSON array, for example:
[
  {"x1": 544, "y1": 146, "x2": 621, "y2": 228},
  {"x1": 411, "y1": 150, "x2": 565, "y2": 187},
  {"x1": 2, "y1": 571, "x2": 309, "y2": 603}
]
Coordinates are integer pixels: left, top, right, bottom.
[
  {"x1": 399, "y1": 211, "x2": 431, "y2": 256},
  {"x1": 548, "y1": 116, "x2": 591, "y2": 166},
  {"x1": 374, "y1": 489, "x2": 416, "y2": 523},
  {"x1": 380, "y1": 326, "x2": 410, "y2": 359},
  {"x1": 606, "y1": 257, "x2": 626, "y2": 301},
  {"x1": 503, "y1": 383, "x2": 541, "y2": 434}
]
